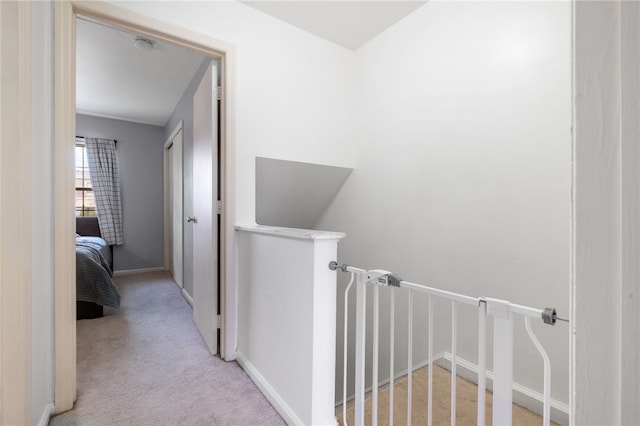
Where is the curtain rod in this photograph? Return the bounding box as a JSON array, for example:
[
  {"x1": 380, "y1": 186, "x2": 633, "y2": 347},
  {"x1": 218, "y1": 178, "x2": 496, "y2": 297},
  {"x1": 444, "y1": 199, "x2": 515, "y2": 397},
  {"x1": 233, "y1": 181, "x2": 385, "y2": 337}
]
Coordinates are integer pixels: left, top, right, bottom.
[{"x1": 76, "y1": 135, "x2": 118, "y2": 144}]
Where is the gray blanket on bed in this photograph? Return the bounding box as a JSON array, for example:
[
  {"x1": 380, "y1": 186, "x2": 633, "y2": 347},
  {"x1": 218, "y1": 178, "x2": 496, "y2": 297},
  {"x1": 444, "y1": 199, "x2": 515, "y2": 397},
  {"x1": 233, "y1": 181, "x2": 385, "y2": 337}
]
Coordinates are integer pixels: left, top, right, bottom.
[{"x1": 76, "y1": 236, "x2": 120, "y2": 309}]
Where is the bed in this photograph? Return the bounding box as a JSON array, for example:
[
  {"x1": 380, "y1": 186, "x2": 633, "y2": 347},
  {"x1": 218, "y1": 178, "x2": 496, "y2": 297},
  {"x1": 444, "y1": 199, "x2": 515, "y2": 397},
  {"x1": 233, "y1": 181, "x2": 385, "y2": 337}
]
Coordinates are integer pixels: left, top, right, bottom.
[{"x1": 76, "y1": 216, "x2": 120, "y2": 319}]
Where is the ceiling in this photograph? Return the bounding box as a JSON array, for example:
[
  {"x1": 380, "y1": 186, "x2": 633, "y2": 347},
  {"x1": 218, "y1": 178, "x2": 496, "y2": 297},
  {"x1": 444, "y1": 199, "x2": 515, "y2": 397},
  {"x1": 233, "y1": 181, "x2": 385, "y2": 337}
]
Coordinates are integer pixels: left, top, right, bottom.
[
  {"x1": 76, "y1": 18, "x2": 206, "y2": 126},
  {"x1": 241, "y1": 1, "x2": 426, "y2": 50},
  {"x1": 76, "y1": 1, "x2": 426, "y2": 126}
]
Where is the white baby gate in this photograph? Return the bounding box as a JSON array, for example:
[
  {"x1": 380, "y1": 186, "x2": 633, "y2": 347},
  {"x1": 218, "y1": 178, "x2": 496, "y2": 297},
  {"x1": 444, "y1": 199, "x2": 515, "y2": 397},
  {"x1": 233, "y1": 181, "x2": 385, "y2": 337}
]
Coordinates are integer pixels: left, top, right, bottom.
[{"x1": 330, "y1": 262, "x2": 564, "y2": 426}]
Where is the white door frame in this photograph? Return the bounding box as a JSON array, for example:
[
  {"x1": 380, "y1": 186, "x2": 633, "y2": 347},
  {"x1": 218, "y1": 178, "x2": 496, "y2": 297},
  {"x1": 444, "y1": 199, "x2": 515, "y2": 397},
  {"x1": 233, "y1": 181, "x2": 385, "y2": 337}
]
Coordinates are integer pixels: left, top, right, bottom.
[
  {"x1": 163, "y1": 121, "x2": 184, "y2": 288},
  {"x1": 54, "y1": 1, "x2": 237, "y2": 413},
  {"x1": 0, "y1": 2, "x2": 33, "y2": 423}
]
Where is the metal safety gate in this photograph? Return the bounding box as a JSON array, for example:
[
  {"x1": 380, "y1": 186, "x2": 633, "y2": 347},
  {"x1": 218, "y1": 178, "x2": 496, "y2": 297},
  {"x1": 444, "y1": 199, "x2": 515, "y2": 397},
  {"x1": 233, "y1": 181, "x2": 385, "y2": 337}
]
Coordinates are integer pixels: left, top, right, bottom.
[{"x1": 330, "y1": 262, "x2": 565, "y2": 426}]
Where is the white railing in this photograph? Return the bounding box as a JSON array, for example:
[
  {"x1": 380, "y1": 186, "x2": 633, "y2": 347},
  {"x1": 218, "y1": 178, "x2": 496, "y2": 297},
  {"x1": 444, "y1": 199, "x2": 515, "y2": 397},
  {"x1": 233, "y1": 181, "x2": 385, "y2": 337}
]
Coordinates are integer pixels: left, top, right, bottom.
[{"x1": 331, "y1": 262, "x2": 562, "y2": 426}]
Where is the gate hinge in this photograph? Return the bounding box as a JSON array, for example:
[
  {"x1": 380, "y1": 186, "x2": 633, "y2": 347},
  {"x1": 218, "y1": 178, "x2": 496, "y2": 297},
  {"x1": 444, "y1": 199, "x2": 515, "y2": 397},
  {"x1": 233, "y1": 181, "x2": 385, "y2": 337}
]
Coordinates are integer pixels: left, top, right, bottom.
[
  {"x1": 217, "y1": 200, "x2": 222, "y2": 215},
  {"x1": 217, "y1": 315, "x2": 221, "y2": 329},
  {"x1": 217, "y1": 86, "x2": 222, "y2": 101}
]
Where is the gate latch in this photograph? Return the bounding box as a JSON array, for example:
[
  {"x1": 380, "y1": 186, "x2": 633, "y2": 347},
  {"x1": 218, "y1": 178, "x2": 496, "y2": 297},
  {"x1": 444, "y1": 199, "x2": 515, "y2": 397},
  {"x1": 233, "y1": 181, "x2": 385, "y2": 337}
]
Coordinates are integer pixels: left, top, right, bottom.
[{"x1": 367, "y1": 270, "x2": 402, "y2": 287}]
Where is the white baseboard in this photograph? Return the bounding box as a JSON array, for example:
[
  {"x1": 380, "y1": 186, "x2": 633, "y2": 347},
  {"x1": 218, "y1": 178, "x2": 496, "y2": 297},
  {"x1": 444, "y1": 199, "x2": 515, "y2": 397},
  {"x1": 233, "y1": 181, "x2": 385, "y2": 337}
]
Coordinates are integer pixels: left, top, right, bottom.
[
  {"x1": 437, "y1": 352, "x2": 570, "y2": 425},
  {"x1": 36, "y1": 403, "x2": 54, "y2": 426},
  {"x1": 113, "y1": 267, "x2": 166, "y2": 277},
  {"x1": 335, "y1": 352, "x2": 569, "y2": 426},
  {"x1": 236, "y1": 351, "x2": 305, "y2": 425},
  {"x1": 181, "y1": 288, "x2": 193, "y2": 306}
]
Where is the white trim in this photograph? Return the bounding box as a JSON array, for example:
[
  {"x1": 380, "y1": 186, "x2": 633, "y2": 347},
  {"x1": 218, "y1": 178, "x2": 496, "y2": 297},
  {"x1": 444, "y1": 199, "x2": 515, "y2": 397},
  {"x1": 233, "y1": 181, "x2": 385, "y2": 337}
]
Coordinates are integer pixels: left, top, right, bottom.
[
  {"x1": 55, "y1": 2, "x2": 237, "y2": 408},
  {"x1": 619, "y1": 3, "x2": 640, "y2": 423},
  {"x1": 220, "y1": 38, "x2": 237, "y2": 362},
  {"x1": 163, "y1": 137, "x2": 170, "y2": 272},
  {"x1": 36, "y1": 403, "x2": 54, "y2": 426},
  {"x1": 236, "y1": 224, "x2": 346, "y2": 241},
  {"x1": 164, "y1": 120, "x2": 184, "y2": 148},
  {"x1": 181, "y1": 288, "x2": 194, "y2": 306},
  {"x1": 75, "y1": 109, "x2": 165, "y2": 127},
  {"x1": 336, "y1": 351, "x2": 569, "y2": 425},
  {"x1": 113, "y1": 267, "x2": 166, "y2": 277},
  {"x1": 163, "y1": 120, "x2": 183, "y2": 287},
  {"x1": 53, "y1": 1, "x2": 77, "y2": 413},
  {"x1": 437, "y1": 352, "x2": 570, "y2": 425},
  {"x1": 236, "y1": 351, "x2": 306, "y2": 426},
  {"x1": 337, "y1": 352, "x2": 445, "y2": 410},
  {"x1": 569, "y1": 2, "x2": 576, "y2": 422}
]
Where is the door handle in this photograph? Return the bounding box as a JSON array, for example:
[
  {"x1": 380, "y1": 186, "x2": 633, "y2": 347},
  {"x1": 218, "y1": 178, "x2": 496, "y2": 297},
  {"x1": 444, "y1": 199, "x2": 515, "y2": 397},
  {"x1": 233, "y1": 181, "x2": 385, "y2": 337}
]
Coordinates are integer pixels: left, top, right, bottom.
[{"x1": 187, "y1": 216, "x2": 197, "y2": 223}]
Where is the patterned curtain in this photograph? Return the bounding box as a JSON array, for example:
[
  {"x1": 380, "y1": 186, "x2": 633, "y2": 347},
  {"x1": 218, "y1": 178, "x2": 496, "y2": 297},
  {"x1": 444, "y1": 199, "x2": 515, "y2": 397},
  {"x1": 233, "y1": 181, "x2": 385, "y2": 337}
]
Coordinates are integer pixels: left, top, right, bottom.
[{"x1": 86, "y1": 138, "x2": 123, "y2": 245}]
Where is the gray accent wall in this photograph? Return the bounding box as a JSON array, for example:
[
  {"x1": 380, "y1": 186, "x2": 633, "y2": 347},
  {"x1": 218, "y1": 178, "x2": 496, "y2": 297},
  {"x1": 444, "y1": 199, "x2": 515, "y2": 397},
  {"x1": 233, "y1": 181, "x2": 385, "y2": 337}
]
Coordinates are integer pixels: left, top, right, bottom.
[
  {"x1": 77, "y1": 114, "x2": 165, "y2": 271},
  {"x1": 163, "y1": 58, "x2": 213, "y2": 298}
]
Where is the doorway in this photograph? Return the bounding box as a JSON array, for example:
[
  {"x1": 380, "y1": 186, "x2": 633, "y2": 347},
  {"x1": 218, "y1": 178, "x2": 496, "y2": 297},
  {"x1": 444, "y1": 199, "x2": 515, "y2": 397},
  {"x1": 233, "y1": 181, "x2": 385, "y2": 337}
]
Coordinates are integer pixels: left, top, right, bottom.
[{"x1": 54, "y1": 1, "x2": 236, "y2": 413}]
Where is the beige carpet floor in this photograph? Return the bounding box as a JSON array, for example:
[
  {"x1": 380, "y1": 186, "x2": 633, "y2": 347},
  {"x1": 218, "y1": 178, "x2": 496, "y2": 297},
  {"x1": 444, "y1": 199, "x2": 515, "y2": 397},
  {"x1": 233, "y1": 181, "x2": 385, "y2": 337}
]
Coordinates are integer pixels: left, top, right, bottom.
[
  {"x1": 339, "y1": 364, "x2": 557, "y2": 426},
  {"x1": 50, "y1": 271, "x2": 284, "y2": 426}
]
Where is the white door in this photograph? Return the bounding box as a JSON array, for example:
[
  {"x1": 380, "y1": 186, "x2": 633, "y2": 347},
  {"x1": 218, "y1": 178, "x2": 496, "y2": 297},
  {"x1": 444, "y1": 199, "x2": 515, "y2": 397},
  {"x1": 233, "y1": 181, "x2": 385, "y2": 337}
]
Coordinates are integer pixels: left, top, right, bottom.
[
  {"x1": 192, "y1": 62, "x2": 218, "y2": 354},
  {"x1": 169, "y1": 130, "x2": 184, "y2": 288}
]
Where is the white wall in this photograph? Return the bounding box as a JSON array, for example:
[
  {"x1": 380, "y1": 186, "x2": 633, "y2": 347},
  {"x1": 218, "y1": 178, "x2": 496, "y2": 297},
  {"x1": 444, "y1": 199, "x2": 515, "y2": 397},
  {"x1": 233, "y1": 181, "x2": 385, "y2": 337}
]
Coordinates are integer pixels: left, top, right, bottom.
[
  {"x1": 314, "y1": 0, "x2": 572, "y2": 412},
  {"x1": 111, "y1": 0, "x2": 573, "y2": 416},
  {"x1": 31, "y1": 1, "x2": 54, "y2": 424},
  {"x1": 112, "y1": 1, "x2": 358, "y2": 225}
]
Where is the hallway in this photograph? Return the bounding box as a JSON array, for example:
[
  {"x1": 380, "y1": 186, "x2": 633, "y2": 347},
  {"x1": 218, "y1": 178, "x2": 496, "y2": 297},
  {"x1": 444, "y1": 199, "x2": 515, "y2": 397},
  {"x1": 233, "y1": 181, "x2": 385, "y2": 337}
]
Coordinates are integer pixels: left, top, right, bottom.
[{"x1": 50, "y1": 271, "x2": 284, "y2": 426}]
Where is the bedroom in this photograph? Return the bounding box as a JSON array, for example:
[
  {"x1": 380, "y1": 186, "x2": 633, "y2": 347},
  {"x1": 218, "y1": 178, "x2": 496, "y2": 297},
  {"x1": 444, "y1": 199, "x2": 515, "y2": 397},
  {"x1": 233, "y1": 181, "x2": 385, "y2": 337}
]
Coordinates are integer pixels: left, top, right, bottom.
[{"x1": 73, "y1": 16, "x2": 217, "y2": 316}]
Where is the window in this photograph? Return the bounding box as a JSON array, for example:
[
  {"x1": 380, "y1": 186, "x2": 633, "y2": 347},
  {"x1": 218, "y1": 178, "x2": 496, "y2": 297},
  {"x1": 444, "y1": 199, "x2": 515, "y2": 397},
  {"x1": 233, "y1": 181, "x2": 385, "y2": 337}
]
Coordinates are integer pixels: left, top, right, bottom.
[{"x1": 75, "y1": 141, "x2": 96, "y2": 216}]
